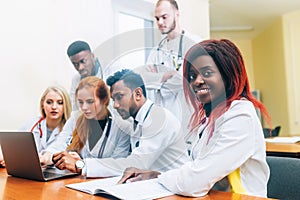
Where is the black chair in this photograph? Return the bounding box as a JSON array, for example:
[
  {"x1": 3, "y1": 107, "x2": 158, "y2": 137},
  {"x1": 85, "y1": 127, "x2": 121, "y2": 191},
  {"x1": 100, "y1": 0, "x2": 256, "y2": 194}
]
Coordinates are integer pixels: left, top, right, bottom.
[
  {"x1": 266, "y1": 156, "x2": 300, "y2": 200},
  {"x1": 263, "y1": 126, "x2": 281, "y2": 138}
]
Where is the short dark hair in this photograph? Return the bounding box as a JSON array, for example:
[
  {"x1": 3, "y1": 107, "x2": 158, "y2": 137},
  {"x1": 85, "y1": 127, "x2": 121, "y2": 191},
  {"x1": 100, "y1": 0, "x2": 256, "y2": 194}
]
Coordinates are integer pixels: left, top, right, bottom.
[
  {"x1": 67, "y1": 40, "x2": 91, "y2": 57},
  {"x1": 156, "y1": 0, "x2": 179, "y2": 11},
  {"x1": 106, "y1": 69, "x2": 147, "y2": 98}
]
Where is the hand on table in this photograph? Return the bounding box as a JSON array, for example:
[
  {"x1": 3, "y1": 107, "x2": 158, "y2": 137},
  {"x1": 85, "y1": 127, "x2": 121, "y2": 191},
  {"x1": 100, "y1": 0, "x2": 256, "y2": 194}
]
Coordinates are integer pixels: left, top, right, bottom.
[
  {"x1": 52, "y1": 151, "x2": 80, "y2": 173},
  {"x1": 117, "y1": 167, "x2": 161, "y2": 184}
]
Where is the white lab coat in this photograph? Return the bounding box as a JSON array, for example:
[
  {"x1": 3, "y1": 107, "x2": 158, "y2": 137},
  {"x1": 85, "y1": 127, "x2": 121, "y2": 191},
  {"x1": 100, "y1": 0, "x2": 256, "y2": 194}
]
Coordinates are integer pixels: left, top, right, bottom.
[
  {"x1": 45, "y1": 110, "x2": 132, "y2": 159},
  {"x1": 19, "y1": 117, "x2": 61, "y2": 153},
  {"x1": 84, "y1": 100, "x2": 188, "y2": 177},
  {"x1": 70, "y1": 59, "x2": 103, "y2": 111},
  {"x1": 141, "y1": 31, "x2": 201, "y2": 134},
  {"x1": 157, "y1": 100, "x2": 270, "y2": 198}
]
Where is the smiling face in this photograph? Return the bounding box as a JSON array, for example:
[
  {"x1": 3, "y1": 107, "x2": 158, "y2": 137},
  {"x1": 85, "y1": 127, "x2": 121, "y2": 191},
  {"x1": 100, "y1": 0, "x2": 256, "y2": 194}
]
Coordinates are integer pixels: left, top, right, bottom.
[
  {"x1": 77, "y1": 87, "x2": 105, "y2": 120},
  {"x1": 188, "y1": 55, "x2": 226, "y2": 104},
  {"x1": 42, "y1": 90, "x2": 64, "y2": 121}
]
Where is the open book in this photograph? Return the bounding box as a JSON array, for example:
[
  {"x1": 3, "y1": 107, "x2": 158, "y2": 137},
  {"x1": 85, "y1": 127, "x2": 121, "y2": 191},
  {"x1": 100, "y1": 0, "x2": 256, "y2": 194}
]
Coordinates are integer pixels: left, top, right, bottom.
[
  {"x1": 65, "y1": 176, "x2": 173, "y2": 200},
  {"x1": 265, "y1": 136, "x2": 300, "y2": 144}
]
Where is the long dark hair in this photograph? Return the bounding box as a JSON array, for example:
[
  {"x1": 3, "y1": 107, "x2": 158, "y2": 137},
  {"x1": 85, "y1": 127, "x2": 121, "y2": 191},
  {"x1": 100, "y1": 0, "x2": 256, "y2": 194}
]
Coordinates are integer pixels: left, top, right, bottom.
[{"x1": 183, "y1": 39, "x2": 271, "y2": 133}]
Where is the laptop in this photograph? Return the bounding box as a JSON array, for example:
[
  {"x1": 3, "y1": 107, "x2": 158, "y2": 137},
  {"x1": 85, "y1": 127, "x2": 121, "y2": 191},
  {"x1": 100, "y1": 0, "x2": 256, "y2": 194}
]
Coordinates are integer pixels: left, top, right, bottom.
[{"x1": 0, "y1": 131, "x2": 78, "y2": 181}]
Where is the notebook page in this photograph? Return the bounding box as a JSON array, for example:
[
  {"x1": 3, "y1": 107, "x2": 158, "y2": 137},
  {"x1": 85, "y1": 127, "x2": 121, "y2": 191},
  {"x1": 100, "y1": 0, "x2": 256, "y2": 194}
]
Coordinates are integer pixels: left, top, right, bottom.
[
  {"x1": 104, "y1": 178, "x2": 173, "y2": 200},
  {"x1": 66, "y1": 176, "x2": 173, "y2": 199},
  {"x1": 66, "y1": 176, "x2": 120, "y2": 194}
]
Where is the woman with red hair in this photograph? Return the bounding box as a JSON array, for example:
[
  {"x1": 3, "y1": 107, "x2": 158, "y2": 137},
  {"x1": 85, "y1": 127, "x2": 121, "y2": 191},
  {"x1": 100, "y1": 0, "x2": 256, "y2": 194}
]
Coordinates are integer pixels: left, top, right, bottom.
[
  {"x1": 118, "y1": 39, "x2": 271, "y2": 198},
  {"x1": 46, "y1": 77, "x2": 131, "y2": 173}
]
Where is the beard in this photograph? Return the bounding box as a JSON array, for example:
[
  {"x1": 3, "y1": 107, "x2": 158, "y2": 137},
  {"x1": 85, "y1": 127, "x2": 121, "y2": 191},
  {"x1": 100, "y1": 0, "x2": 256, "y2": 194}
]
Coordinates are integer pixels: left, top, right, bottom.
[
  {"x1": 129, "y1": 94, "x2": 139, "y2": 118},
  {"x1": 161, "y1": 19, "x2": 176, "y2": 35}
]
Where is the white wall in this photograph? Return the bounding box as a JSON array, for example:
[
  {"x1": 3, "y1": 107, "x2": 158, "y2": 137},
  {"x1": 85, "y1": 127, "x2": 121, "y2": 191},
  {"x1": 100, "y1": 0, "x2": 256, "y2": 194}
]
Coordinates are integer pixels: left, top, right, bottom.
[
  {"x1": 0, "y1": 0, "x2": 209, "y2": 130},
  {"x1": 0, "y1": 0, "x2": 115, "y2": 130},
  {"x1": 146, "y1": 0, "x2": 210, "y2": 39},
  {"x1": 179, "y1": 0, "x2": 210, "y2": 40}
]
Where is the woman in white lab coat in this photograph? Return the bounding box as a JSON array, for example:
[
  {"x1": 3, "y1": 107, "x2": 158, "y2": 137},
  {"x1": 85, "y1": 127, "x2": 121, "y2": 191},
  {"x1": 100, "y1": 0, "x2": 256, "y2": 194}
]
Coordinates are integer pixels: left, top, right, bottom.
[
  {"x1": 0, "y1": 86, "x2": 71, "y2": 166},
  {"x1": 19, "y1": 85, "x2": 72, "y2": 153},
  {"x1": 52, "y1": 76, "x2": 131, "y2": 172},
  {"x1": 118, "y1": 39, "x2": 272, "y2": 198}
]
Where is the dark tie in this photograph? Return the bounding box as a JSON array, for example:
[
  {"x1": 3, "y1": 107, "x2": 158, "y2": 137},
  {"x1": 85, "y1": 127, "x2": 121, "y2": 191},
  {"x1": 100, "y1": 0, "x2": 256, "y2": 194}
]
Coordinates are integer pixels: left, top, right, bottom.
[
  {"x1": 129, "y1": 120, "x2": 139, "y2": 153},
  {"x1": 133, "y1": 120, "x2": 138, "y2": 131},
  {"x1": 134, "y1": 120, "x2": 140, "y2": 148}
]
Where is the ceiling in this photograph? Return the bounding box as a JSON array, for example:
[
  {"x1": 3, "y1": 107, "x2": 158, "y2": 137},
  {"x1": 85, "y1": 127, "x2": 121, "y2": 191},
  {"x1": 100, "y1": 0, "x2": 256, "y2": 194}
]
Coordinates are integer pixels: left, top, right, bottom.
[{"x1": 209, "y1": 0, "x2": 300, "y2": 39}]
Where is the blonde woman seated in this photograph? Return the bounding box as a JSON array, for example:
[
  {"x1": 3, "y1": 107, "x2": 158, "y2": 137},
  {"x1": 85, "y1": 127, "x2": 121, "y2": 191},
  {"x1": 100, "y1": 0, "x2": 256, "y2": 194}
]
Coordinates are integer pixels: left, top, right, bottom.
[
  {"x1": 47, "y1": 76, "x2": 131, "y2": 171},
  {"x1": 0, "y1": 85, "x2": 72, "y2": 168},
  {"x1": 20, "y1": 85, "x2": 72, "y2": 153}
]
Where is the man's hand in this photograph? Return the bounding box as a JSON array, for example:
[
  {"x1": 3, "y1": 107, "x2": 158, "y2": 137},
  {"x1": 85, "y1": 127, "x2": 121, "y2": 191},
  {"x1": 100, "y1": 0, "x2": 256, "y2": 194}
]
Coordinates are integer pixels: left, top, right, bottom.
[
  {"x1": 147, "y1": 64, "x2": 158, "y2": 73},
  {"x1": 52, "y1": 151, "x2": 79, "y2": 173},
  {"x1": 117, "y1": 167, "x2": 161, "y2": 184},
  {"x1": 68, "y1": 151, "x2": 81, "y2": 160},
  {"x1": 161, "y1": 71, "x2": 176, "y2": 83}
]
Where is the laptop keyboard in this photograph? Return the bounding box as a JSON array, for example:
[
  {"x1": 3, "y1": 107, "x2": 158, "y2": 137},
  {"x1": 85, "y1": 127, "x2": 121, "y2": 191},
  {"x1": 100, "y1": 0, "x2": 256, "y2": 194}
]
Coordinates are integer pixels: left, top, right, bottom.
[{"x1": 43, "y1": 171, "x2": 65, "y2": 179}]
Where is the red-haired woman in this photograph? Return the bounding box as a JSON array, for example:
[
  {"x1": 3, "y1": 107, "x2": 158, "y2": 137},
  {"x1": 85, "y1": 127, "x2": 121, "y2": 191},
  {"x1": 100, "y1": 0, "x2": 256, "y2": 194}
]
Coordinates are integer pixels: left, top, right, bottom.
[
  {"x1": 118, "y1": 39, "x2": 271, "y2": 198},
  {"x1": 43, "y1": 76, "x2": 131, "y2": 172}
]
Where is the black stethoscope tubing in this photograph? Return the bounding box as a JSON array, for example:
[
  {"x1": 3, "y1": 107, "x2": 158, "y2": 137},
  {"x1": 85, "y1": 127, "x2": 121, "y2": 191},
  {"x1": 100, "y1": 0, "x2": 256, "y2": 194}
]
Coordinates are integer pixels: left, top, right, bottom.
[
  {"x1": 134, "y1": 103, "x2": 154, "y2": 148},
  {"x1": 156, "y1": 30, "x2": 185, "y2": 71},
  {"x1": 97, "y1": 115, "x2": 112, "y2": 158}
]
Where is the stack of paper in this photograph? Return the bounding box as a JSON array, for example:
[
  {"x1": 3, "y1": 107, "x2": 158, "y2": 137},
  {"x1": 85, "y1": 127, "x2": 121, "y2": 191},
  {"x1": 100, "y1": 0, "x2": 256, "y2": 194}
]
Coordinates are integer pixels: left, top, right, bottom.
[{"x1": 265, "y1": 136, "x2": 300, "y2": 144}]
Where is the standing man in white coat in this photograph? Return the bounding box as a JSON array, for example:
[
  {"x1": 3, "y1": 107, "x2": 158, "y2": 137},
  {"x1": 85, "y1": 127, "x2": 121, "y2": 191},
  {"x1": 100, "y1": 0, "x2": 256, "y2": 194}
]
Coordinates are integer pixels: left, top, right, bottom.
[
  {"x1": 53, "y1": 69, "x2": 187, "y2": 177},
  {"x1": 143, "y1": 0, "x2": 201, "y2": 133},
  {"x1": 67, "y1": 40, "x2": 103, "y2": 111}
]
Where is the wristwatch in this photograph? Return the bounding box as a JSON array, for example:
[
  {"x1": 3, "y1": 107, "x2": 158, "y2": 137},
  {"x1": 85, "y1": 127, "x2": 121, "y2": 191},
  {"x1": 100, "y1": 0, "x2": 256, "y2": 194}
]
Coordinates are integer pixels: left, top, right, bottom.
[{"x1": 75, "y1": 160, "x2": 85, "y2": 173}]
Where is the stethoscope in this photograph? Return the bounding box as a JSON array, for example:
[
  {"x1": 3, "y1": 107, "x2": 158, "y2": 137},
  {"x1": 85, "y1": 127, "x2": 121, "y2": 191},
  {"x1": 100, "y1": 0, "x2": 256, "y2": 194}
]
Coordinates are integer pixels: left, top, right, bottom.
[
  {"x1": 30, "y1": 117, "x2": 44, "y2": 138},
  {"x1": 156, "y1": 30, "x2": 185, "y2": 71},
  {"x1": 186, "y1": 117, "x2": 208, "y2": 157},
  {"x1": 97, "y1": 115, "x2": 112, "y2": 158},
  {"x1": 133, "y1": 103, "x2": 154, "y2": 148}
]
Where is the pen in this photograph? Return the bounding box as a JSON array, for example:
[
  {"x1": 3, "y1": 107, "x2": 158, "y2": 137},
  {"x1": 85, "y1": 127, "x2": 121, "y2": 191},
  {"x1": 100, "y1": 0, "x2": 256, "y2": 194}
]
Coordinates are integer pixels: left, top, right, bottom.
[{"x1": 173, "y1": 57, "x2": 179, "y2": 71}]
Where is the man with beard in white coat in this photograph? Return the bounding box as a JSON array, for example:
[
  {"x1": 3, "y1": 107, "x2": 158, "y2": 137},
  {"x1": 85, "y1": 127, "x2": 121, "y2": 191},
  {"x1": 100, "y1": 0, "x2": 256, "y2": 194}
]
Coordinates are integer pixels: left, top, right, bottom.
[
  {"x1": 53, "y1": 69, "x2": 187, "y2": 177},
  {"x1": 142, "y1": 0, "x2": 201, "y2": 134}
]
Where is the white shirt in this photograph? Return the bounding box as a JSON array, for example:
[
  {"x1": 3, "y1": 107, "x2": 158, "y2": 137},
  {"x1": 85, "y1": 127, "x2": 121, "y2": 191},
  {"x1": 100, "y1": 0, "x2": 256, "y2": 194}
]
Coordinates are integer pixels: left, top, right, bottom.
[
  {"x1": 44, "y1": 111, "x2": 131, "y2": 159},
  {"x1": 147, "y1": 30, "x2": 201, "y2": 72},
  {"x1": 70, "y1": 59, "x2": 103, "y2": 111},
  {"x1": 83, "y1": 100, "x2": 188, "y2": 177},
  {"x1": 19, "y1": 117, "x2": 60, "y2": 153},
  {"x1": 142, "y1": 31, "x2": 201, "y2": 134},
  {"x1": 158, "y1": 100, "x2": 270, "y2": 198}
]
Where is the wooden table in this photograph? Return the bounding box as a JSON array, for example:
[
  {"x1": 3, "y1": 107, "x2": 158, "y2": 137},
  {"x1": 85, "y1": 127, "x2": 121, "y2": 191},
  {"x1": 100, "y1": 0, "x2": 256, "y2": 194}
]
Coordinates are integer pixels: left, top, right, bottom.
[
  {"x1": 0, "y1": 168, "x2": 274, "y2": 200},
  {"x1": 266, "y1": 142, "x2": 300, "y2": 158}
]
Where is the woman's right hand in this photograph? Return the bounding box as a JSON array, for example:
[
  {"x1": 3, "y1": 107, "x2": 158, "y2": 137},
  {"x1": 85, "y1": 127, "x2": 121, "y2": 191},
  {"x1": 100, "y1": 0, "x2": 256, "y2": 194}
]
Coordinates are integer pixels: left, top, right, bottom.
[
  {"x1": 0, "y1": 160, "x2": 5, "y2": 167},
  {"x1": 0, "y1": 148, "x2": 6, "y2": 167},
  {"x1": 39, "y1": 151, "x2": 54, "y2": 166}
]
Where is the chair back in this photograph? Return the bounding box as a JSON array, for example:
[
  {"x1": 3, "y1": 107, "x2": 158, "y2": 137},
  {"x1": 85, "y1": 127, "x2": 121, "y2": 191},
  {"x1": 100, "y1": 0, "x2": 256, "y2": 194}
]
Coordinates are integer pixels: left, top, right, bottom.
[
  {"x1": 266, "y1": 156, "x2": 300, "y2": 200},
  {"x1": 263, "y1": 126, "x2": 281, "y2": 138}
]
